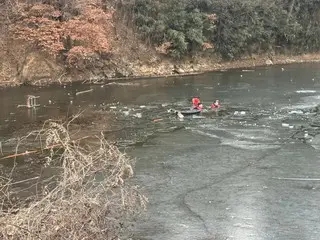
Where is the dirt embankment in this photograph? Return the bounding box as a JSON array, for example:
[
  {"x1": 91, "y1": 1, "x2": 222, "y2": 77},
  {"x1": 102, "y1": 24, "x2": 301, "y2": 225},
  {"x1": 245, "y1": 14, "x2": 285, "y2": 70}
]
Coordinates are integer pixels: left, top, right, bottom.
[{"x1": 1, "y1": 45, "x2": 320, "y2": 88}]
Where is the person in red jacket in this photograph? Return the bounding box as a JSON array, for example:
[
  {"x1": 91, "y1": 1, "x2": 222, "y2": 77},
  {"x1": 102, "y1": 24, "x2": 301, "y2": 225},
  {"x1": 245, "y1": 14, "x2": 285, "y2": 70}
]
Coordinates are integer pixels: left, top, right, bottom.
[
  {"x1": 211, "y1": 99, "x2": 221, "y2": 109},
  {"x1": 196, "y1": 103, "x2": 203, "y2": 111},
  {"x1": 192, "y1": 97, "x2": 201, "y2": 109}
]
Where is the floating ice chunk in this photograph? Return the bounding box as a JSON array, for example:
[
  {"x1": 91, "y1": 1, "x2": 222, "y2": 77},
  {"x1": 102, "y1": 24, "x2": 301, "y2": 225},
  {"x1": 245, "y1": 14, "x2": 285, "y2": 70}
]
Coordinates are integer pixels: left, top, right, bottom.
[
  {"x1": 135, "y1": 113, "x2": 142, "y2": 118},
  {"x1": 177, "y1": 112, "x2": 184, "y2": 119},
  {"x1": 192, "y1": 115, "x2": 205, "y2": 119},
  {"x1": 233, "y1": 111, "x2": 246, "y2": 115},
  {"x1": 123, "y1": 111, "x2": 130, "y2": 116},
  {"x1": 296, "y1": 90, "x2": 316, "y2": 93},
  {"x1": 289, "y1": 110, "x2": 303, "y2": 114}
]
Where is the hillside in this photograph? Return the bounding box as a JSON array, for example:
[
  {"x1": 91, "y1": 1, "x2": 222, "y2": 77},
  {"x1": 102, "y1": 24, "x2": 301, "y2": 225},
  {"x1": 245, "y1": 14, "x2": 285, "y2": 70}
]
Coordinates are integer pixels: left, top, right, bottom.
[{"x1": 0, "y1": 0, "x2": 320, "y2": 87}]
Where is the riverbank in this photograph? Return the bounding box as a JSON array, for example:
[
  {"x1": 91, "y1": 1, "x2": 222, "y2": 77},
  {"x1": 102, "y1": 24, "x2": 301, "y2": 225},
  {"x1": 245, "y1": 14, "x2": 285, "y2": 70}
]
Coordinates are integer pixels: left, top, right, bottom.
[
  {"x1": 128, "y1": 53, "x2": 320, "y2": 80},
  {"x1": 0, "y1": 52, "x2": 320, "y2": 88}
]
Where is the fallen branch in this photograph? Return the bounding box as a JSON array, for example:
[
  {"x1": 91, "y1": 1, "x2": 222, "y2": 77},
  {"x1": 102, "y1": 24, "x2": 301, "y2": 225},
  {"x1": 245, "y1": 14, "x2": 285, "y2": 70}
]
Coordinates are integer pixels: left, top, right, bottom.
[
  {"x1": 75, "y1": 89, "x2": 93, "y2": 96},
  {"x1": 0, "y1": 144, "x2": 61, "y2": 161},
  {"x1": 0, "y1": 150, "x2": 38, "y2": 160},
  {"x1": 272, "y1": 177, "x2": 320, "y2": 181},
  {"x1": 0, "y1": 135, "x2": 91, "y2": 161},
  {"x1": 10, "y1": 177, "x2": 40, "y2": 186},
  {"x1": 17, "y1": 104, "x2": 40, "y2": 108}
]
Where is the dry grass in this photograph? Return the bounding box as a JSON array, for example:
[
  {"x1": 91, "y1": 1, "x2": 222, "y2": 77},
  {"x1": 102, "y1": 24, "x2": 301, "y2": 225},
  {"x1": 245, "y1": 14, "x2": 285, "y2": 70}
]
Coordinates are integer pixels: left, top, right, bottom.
[{"x1": 0, "y1": 120, "x2": 147, "y2": 239}]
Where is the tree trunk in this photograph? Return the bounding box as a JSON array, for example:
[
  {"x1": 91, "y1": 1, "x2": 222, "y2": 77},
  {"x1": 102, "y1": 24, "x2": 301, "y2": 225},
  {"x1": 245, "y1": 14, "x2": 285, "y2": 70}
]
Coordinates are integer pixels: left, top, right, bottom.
[{"x1": 286, "y1": 0, "x2": 296, "y2": 23}]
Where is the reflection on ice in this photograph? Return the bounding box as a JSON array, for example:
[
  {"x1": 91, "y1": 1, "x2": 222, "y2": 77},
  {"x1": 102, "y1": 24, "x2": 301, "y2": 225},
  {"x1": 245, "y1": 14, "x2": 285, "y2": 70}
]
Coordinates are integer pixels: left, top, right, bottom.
[
  {"x1": 188, "y1": 125, "x2": 280, "y2": 150},
  {"x1": 221, "y1": 139, "x2": 280, "y2": 150},
  {"x1": 281, "y1": 104, "x2": 318, "y2": 111}
]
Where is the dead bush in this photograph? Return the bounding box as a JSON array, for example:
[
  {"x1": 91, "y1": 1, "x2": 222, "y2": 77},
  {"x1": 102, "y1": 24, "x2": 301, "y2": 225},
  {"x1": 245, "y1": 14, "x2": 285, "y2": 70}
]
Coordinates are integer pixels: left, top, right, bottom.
[{"x1": 0, "y1": 120, "x2": 147, "y2": 239}]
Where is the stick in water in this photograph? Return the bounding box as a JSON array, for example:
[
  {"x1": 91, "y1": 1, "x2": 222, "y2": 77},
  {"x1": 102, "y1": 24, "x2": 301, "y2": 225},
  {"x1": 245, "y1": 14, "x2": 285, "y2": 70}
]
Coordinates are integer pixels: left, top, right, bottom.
[
  {"x1": 76, "y1": 89, "x2": 93, "y2": 96},
  {"x1": 273, "y1": 177, "x2": 320, "y2": 181}
]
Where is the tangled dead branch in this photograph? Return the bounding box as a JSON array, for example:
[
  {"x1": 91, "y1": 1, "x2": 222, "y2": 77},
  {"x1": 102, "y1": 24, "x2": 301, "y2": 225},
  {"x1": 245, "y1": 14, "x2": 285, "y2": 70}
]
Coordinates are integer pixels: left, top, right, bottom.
[{"x1": 0, "y1": 120, "x2": 147, "y2": 239}]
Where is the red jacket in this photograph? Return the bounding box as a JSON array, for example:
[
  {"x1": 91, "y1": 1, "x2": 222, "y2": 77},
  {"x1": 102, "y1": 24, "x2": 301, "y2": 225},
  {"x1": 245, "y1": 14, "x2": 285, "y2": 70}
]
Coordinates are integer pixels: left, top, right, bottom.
[
  {"x1": 192, "y1": 98, "x2": 200, "y2": 106},
  {"x1": 211, "y1": 103, "x2": 220, "y2": 109},
  {"x1": 196, "y1": 104, "x2": 203, "y2": 111}
]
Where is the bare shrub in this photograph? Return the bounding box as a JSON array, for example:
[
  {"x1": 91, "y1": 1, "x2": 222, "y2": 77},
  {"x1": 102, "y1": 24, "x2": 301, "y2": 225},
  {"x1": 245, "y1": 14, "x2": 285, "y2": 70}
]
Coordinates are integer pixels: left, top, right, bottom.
[
  {"x1": 0, "y1": 120, "x2": 147, "y2": 239},
  {"x1": 155, "y1": 42, "x2": 172, "y2": 55}
]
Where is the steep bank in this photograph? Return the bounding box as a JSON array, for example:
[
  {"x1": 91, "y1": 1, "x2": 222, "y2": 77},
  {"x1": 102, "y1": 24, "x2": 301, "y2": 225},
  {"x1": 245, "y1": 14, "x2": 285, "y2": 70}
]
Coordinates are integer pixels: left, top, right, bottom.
[{"x1": 1, "y1": 50, "x2": 320, "y2": 88}]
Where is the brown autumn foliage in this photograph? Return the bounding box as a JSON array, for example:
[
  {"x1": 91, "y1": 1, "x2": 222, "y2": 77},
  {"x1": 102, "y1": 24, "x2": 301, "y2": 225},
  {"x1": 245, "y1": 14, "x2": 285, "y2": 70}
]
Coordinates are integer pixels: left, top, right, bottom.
[
  {"x1": 155, "y1": 42, "x2": 172, "y2": 55},
  {"x1": 28, "y1": 3, "x2": 59, "y2": 18},
  {"x1": 12, "y1": 3, "x2": 114, "y2": 67},
  {"x1": 202, "y1": 42, "x2": 214, "y2": 50},
  {"x1": 207, "y1": 13, "x2": 218, "y2": 22},
  {"x1": 14, "y1": 17, "x2": 65, "y2": 55}
]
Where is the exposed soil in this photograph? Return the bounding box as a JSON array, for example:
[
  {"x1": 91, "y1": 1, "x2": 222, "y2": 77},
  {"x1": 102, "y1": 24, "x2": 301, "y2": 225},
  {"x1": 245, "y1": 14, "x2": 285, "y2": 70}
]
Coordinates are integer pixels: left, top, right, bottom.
[{"x1": 1, "y1": 51, "x2": 319, "y2": 88}]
